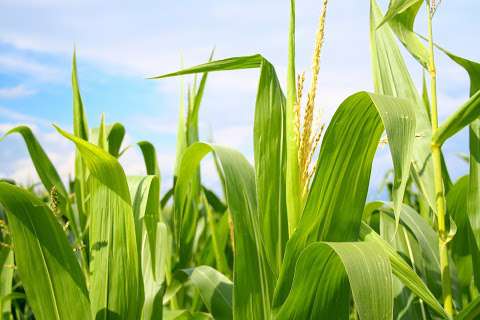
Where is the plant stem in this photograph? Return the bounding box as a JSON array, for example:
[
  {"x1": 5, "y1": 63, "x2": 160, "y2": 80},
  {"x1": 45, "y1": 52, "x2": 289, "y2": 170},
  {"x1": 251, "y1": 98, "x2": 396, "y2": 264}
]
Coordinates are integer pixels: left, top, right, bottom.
[{"x1": 426, "y1": 1, "x2": 453, "y2": 316}]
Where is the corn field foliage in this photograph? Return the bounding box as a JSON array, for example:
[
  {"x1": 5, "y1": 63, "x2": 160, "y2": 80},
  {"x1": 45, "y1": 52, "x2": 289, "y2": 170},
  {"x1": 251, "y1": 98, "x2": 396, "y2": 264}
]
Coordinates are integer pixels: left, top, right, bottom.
[{"x1": 1, "y1": 0, "x2": 480, "y2": 319}]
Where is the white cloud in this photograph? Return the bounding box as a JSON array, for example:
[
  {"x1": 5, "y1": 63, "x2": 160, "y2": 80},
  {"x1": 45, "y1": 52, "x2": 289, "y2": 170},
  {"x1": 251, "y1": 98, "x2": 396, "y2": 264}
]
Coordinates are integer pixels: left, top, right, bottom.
[
  {"x1": 0, "y1": 84, "x2": 36, "y2": 99},
  {"x1": 0, "y1": 55, "x2": 62, "y2": 82}
]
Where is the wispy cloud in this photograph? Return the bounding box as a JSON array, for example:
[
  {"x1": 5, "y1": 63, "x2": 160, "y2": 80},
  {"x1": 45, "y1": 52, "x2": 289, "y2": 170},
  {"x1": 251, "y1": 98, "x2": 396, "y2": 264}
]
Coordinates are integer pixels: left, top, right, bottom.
[
  {"x1": 0, "y1": 55, "x2": 62, "y2": 81},
  {"x1": 0, "y1": 84, "x2": 36, "y2": 98}
]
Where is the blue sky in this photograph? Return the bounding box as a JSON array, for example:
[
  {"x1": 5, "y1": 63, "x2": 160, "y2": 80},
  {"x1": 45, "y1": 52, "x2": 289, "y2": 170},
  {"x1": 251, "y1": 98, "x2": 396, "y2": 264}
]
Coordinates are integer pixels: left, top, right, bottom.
[{"x1": 0, "y1": 0, "x2": 478, "y2": 196}]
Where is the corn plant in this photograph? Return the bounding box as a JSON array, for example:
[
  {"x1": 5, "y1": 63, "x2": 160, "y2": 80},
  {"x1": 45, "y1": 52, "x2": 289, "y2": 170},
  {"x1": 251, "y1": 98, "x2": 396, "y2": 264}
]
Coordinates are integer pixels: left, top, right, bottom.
[{"x1": 1, "y1": 0, "x2": 480, "y2": 319}]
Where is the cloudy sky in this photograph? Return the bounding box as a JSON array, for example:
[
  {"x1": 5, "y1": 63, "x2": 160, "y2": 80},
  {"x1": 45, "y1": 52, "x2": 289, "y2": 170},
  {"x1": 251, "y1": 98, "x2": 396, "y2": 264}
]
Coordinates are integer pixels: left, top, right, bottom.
[{"x1": 0, "y1": 0, "x2": 478, "y2": 197}]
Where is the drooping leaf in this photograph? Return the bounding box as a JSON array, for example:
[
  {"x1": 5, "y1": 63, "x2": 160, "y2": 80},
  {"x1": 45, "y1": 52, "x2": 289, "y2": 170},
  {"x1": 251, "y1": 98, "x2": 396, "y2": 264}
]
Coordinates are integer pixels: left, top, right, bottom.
[
  {"x1": 0, "y1": 182, "x2": 91, "y2": 320},
  {"x1": 177, "y1": 266, "x2": 232, "y2": 320},
  {"x1": 174, "y1": 142, "x2": 272, "y2": 319},
  {"x1": 138, "y1": 141, "x2": 160, "y2": 176},
  {"x1": 275, "y1": 241, "x2": 393, "y2": 320},
  {"x1": 274, "y1": 91, "x2": 416, "y2": 306},
  {"x1": 370, "y1": 0, "x2": 436, "y2": 212},
  {"x1": 107, "y1": 123, "x2": 125, "y2": 158},
  {"x1": 366, "y1": 201, "x2": 441, "y2": 297},
  {"x1": 359, "y1": 223, "x2": 447, "y2": 318},
  {"x1": 377, "y1": 0, "x2": 421, "y2": 28},
  {"x1": 55, "y1": 126, "x2": 142, "y2": 319},
  {"x1": 154, "y1": 54, "x2": 288, "y2": 277},
  {"x1": 0, "y1": 126, "x2": 80, "y2": 238}
]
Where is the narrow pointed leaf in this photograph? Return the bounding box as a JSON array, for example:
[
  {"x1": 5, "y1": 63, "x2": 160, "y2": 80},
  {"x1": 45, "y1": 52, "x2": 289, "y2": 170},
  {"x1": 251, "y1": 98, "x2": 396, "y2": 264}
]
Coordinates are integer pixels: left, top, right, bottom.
[{"x1": 432, "y1": 90, "x2": 480, "y2": 146}]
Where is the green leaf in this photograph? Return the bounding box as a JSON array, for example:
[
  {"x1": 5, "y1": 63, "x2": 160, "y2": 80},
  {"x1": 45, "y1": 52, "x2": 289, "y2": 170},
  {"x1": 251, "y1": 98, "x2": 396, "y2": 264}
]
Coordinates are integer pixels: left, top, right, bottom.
[
  {"x1": 275, "y1": 241, "x2": 393, "y2": 320},
  {"x1": 0, "y1": 182, "x2": 91, "y2": 320},
  {"x1": 72, "y1": 51, "x2": 90, "y2": 235},
  {"x1": 97, "y1": 113, "x2": 108, "y2": 151},
  {"x1": 370, "y1": 0, "x2": 436, "y2": 212},
  {"x1": 447, "y1": 176, "x2": 480, "y2": 291},
  {"x1": 432, "y1": 90, "x2": 480, "y2": 146},
  {"x1": 0, "y1": 126, "x2": 81, "y2": 239},
  {"x1": 155, "y1": 54, "x2": 288, "y2": 277},
  {"x1": 359, "y1": 223, "x2": 447, "y2": 318},
  {"x1": 367, "y1": 201, "x2": 441, "y2": 297},
  {"x1": 456, "y1": 295, "x2": 480, "y2": 320},
  {"x1": 0, "y1": 246, "x2": 14, "y2": 319},
  {"x1": 128, "y1": 175, "x2": 161, "y2": 272},
  {"x1": 174, "y1": 142, "x2": 272, "y2": 319},
  {"x1": 141, "y1": 222, "x2": 167, "y2": 320},
  {"x1": 55, "y1": 126, "x2": 142, "y2": 319},
  {"x1": 377, "y1": 0, "x2": 420, "y2": 27},
  {"x1": 285, "y1": 0, "x2": 301, "y2": 235},
  {"x1": 72, "y1": 51, "x2": 89, "y2": 141},
  {"x1": 274, "y1": 91, "x2": 416, "y2": 307},
  {"x1": 138, "y1": 141, "x2": 160, "y2": 176},
  {"x1": 178, "y1": 266, "x2": 232, "y2": 320},
  {"x1": 107, "y1": 123, "x2": 125, "y2": 158},
  {"x1": 381, "y1": 0, "x2": 429, "y2": 69}
]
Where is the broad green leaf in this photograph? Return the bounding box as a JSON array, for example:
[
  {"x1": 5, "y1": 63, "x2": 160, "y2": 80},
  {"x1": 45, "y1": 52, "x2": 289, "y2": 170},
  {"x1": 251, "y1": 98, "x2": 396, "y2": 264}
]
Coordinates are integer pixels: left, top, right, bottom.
[
  {"x1": 359, "y1": 223, "x2": 448, "y2": 318},
  {"x1": 0, "y1": 182, "x2": 91, "y2": 320},
  {"x1": 138, "y1": 141, "x2": 160, "y2": 176},
  {"x1": 55, "y1": 126, "x2": 142, "y2": 319},
  {"x1": 447, "y1": 176, "x2": 480, "y2": 291},
  {"x1": 177, "y1": 266, "x2": 232, "y2": 320},
  {"x1": 285, "y1": 0, "x2": 302, "y2": 235},
  {"x1": 370, "y1": 0, "x2": 436, "y2": 212},
  {"x1": 175, "y1": 142, "x2": 272, "y2": 319},
  {"x1": 367, "y1": 201, "x2": 441, "y2": 297},
  {"x1": 434, "y1": 48, "x2": 480, "y2": 254},
  {"x1": 274, "y1": 91, "x2": 416, "y2": 306},
  {"x1": 275, "y1": 242, "x2": 393, "y2": 320},
  {"x1": 128, "y1": 175, "x2": 161, "y2": 272},
  {"x1": 0, "y1": 126, "x2": 81, "y2": 238},
  {"x1": 432, "y1": 90, "x2": 480, "y2": 146},
  {"x1": 154, "y1": 54, "x2": 288, "y2": 277},
  {"x1": 142, "y1": 222, "x2": 167, "y2": 320}
]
